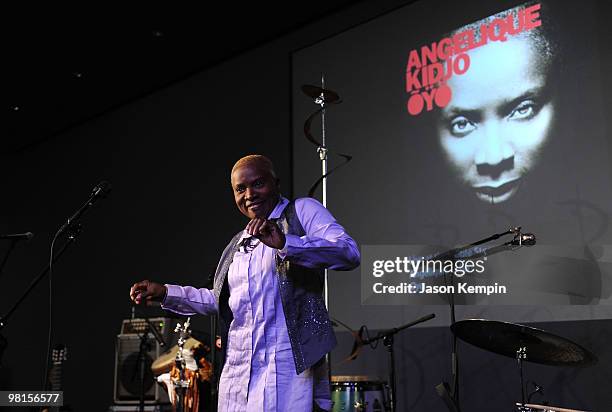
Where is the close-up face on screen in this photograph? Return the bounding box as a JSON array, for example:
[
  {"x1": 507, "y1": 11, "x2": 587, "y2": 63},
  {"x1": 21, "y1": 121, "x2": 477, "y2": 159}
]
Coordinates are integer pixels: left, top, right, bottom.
[
  {"x1": 435, "y1": 10, "x2": 556, "y2": 204},
  {"x1": 293, "y1": 0, "x2": 612, "y2": 316}
]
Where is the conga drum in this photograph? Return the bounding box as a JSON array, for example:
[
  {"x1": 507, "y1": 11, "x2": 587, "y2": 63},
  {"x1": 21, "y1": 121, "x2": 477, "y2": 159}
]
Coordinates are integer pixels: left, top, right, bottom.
[
  {"x1": 331, "y1": 375, "x2": 389, "y2": 412},
  {"x1": 152, "y1": 337, "x2": 203, "y2": 375}
]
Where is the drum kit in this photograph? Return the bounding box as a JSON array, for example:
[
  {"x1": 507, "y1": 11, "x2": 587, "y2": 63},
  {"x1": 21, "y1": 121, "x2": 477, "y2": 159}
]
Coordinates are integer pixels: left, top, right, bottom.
[
  {"x1": 301, "y1": 85, "x2": 597, "y2": 412},
  {"x1": 329, "y1": 318, "x2": 596, "y2": 412}
]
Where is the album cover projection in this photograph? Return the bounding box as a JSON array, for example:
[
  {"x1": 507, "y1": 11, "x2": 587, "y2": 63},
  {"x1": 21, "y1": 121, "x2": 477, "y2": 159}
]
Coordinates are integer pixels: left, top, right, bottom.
[{"x1": 292, "y1": 0, "x2": 612, "y2": 327}]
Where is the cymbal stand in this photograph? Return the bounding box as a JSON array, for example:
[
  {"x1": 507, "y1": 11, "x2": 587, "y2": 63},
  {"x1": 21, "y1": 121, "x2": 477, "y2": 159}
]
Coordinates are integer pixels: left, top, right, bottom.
[
  {"x1": 315, "y1": 74, "x2": 330, "y2": 312},
  {"x1": 302, "y1": 76, "x2": 349, "y2": 384},
  {"x1": 310, "y1": 74, "x2": 332, "y2": 378}
]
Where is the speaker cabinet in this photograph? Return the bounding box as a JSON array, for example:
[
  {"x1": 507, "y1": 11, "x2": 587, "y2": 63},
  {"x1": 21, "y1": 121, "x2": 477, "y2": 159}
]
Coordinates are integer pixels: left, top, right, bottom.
[{"x1": 113, "y1": 318, "x2": 172, "y2": 404}]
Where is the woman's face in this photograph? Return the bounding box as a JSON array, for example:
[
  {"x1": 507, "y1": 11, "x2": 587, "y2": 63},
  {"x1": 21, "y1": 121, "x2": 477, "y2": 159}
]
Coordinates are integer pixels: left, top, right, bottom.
[{"x1": 437, "y1": 35, "x2": 554, "y2": 204}]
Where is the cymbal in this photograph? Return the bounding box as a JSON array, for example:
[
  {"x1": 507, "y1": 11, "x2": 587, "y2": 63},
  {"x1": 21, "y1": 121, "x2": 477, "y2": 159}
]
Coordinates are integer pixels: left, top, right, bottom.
[
  {"x1": 451, "y1": 319, "x2": 597, "y2": 367},
  {"x1": 301, "y1": 85, "x2": 340, "y2": 103}
]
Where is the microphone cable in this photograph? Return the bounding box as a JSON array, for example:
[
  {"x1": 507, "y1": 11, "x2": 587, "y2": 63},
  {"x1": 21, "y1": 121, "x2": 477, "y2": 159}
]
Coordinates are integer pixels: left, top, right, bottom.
[{"x1": 42, "y1": 228, "x2": 61, "y2": 390}]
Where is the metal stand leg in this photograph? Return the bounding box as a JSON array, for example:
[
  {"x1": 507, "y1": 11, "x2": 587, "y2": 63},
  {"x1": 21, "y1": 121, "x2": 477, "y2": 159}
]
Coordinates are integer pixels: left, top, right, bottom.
[
  {"x1": 383, "y1": 335, "x2": 396, "y2": 412},
  {"x1": 516, "y1": 347, "x2": 527, "y2": 405}
]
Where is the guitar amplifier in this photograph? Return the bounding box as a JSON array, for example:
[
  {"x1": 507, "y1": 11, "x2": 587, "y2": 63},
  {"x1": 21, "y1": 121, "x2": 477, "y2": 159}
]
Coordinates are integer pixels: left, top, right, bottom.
[
  {"x1": 113, "y1": 317, "x2": 174, "y2": 404},
  {"x1": 108, "y1": 405, "x2": 172, "y2": 411},
  {"x1": 120, "y1": 318, "x2": 171, "y2": 336}
]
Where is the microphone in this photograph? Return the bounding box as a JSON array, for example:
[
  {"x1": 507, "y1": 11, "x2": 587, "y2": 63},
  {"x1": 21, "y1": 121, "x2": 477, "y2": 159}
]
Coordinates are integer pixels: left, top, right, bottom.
[
  {"x1": 510, "y1": 233, "x2": 536, "y2": 246},
  {"x1": 91, "y1": 181, "x2": 112, "y2": 198},
  {"x1": 0, "y1": 232, "x2": 34, "y2": 241},
  {"x1": 58, "y1": 181, "x2": 112, "y2": 234}
]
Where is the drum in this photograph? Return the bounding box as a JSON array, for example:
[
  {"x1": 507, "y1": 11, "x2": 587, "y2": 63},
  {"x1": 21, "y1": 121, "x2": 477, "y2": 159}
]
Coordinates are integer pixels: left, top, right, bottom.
[
  {"x1": 152, "y1": 337, "x2": 204, "y2": 375},
  {"x1": 331, "y1": 376, "x2": 388, "y2": 412}
]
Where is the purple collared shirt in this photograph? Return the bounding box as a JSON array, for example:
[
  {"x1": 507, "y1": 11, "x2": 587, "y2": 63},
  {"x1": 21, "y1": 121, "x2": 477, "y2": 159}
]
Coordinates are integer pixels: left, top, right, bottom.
[{"x1": 162, "y1": 197, "x2": 360, "y2": 412}]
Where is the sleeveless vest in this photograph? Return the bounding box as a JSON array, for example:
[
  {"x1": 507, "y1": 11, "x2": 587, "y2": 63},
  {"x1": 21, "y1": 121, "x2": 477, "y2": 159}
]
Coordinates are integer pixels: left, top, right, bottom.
[{"x1": 211, "y1": 201, "x2": 336, "y2": 374}]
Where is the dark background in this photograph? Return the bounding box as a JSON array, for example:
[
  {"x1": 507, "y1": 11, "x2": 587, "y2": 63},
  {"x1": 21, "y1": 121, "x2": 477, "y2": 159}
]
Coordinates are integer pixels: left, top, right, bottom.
[{"x1": 1, "y1": 0, "x2": 611, "y2": 411}]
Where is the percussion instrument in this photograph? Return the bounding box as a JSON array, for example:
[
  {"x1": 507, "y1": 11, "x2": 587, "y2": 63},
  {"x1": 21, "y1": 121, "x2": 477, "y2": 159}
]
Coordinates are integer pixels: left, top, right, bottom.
[
  {"x1": 451, "y1": 320, "x2": 597, "y2": 367},
  {"x1": 301, "y1": 84, "x2": 340, "y2": 104},
  {"x1": 152, "y1": 326, "x2": 213, "y2": 411},
  {"x1": 331, "y1": 375, "x2": 388, "y2": 412},
  {"x1": 151, "y1": 337, "x2": 203, "y2": 375},
  {"x1": 452, "y1": 319, "x2": 596, "y2": 409}
]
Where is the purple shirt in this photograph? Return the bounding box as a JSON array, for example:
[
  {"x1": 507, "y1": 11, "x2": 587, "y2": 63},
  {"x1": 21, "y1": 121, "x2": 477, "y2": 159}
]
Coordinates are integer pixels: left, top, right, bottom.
[{"x1": 162, "y1": 197, "x2": 360, "y2": 411}]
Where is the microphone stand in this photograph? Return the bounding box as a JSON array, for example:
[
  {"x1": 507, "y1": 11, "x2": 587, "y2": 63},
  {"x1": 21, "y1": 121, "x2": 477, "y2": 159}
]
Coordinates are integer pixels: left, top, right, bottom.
[
  {"x1": 136, "y1": 328, "x2": 152, "y2": 412},
  {"x1": 359, "y1": 313, "x2": 436, "y2": 412},
  {"x1": 0, "y1": 239, "x2": 18, "y2": 280},
  {"x1": 0, "y1": 181, "x2": 110, "y2": 365},
  {"x1": 429, "y1": 227, "x2": 524, "y2": 412},
  {"x1": 134, "y1": 318, "x2": 167, "y2": 412},
  {"x1": 0, "y1": 225, "x2": 81, "y2": 363}
]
